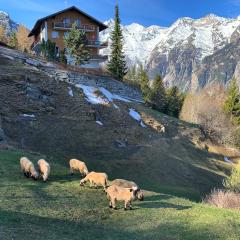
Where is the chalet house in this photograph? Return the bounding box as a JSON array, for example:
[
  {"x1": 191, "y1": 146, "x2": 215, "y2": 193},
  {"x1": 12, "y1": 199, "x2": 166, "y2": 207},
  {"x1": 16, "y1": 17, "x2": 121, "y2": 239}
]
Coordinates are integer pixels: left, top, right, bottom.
[{"x1": 28, "y1": 6, "x2": 108, "y2": 68}]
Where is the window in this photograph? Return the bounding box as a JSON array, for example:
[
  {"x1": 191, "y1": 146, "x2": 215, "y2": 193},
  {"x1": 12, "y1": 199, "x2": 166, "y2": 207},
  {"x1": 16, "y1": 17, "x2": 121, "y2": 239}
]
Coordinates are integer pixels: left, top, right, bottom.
[
  {"x1": 75, "y1": 19, "x2": 81, "y2": 27},
  {"x1": 64, "y1": 32, "x2": 69, "y2": 38},
  {"x1": 63, "y1": 18, "x2": 71, "y2": 26},
  {"x1": 51, "y1": 31, "x2": 59, "y2": 39}
]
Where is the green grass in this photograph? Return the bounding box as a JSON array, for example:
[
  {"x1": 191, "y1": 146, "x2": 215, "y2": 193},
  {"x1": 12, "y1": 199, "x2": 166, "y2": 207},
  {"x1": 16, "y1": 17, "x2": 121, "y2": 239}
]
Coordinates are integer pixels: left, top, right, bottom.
[{"x1": 0, "y1": 149, "x2": 240, "y2": 240}]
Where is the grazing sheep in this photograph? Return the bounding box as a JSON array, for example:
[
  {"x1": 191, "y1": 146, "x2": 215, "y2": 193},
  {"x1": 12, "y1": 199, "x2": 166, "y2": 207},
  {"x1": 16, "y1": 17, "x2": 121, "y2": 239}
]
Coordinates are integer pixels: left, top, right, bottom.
[
  {"x1": 80, "y1": 171, "x2": 108, "y2": 191},
  {"x1": 111, "y1": 179, "x2": 144, "y2": 201},
  {"x1": 111, "y1": 179, "x2": 139, "y2": 189},
  {"x1": 20, "y1": 157, "x2": 39, "y2": 180},
  {"x1": 106, "y1": 185, "x2": 143, "y2": 210},
  {"x1": 69, "y1": 159, "x2": 89, "y2": 177},
  {"x1": 38, "y1": 159, "x2": 50, "y2": 182}
]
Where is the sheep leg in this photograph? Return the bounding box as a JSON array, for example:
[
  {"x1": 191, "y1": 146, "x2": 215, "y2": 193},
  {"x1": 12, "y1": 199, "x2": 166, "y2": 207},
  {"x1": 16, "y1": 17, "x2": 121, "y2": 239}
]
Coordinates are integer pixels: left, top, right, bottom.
[
  {"x1": 112, "y1": 198, "x2": 117, "y2": 210},
  {"x1": 109, "y1": 199, "x2": 113, "y2": 208},
  {"x1": 70, "y1": 167, "x2": 74, "y2": 175}
]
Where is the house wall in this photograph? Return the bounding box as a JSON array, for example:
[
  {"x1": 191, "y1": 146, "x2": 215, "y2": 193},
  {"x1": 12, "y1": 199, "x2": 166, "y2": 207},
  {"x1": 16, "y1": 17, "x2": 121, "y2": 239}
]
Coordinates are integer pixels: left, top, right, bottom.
[{"x1": 44, "y1": 9, "x2": 99, "y2": 55}]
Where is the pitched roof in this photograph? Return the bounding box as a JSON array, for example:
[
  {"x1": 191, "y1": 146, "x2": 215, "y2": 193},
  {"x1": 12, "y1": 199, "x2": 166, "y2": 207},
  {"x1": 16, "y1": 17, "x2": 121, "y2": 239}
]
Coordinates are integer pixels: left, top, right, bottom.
[{"x1": 28, "y1": 6, "x2": 108, "y2": 37}]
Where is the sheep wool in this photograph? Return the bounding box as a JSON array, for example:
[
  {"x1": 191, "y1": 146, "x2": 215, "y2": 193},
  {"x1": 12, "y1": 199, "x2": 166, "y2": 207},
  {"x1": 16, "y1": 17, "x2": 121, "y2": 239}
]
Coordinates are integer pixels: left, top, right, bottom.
[
  {"x1": 69, "y1": 159, "x2": 89, "y2": 177},
  {"x1": 80, "y1": 171, "x2": 108, "y2": 190},
  {"x1": 20, "y1": 157, "x2": 39, "y2": 180},
  {"x1": 38, "y1": 159, "x2": 50, "y2": 182}
]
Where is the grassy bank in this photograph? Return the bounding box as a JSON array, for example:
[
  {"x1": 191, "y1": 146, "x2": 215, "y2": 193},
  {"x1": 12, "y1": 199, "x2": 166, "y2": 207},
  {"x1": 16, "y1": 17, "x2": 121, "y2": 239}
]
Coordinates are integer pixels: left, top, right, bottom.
[{"x1": 0, "y1": 149, "x2": 240, "y2": 240}]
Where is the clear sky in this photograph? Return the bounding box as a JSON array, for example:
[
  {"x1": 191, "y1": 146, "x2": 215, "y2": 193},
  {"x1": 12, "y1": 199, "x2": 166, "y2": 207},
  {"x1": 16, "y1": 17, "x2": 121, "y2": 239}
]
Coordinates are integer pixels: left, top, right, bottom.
[{"x1": 0, "y1": 0, "x2": 239, "y2": 29}]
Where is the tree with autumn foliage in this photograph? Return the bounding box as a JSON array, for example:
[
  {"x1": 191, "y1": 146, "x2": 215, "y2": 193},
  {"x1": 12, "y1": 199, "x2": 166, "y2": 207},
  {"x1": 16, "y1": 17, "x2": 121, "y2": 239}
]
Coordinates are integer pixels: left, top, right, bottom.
[{"x1": 16, "y1": 25, "x2": 33, "y2": 52}]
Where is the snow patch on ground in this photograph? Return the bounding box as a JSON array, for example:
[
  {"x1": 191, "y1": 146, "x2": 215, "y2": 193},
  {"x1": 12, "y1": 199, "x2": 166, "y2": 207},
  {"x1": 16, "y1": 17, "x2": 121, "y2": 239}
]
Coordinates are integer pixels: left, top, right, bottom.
[
  {"x1": 96, "y1": 121, "x2": 103, "y2": 126},
  {"x1": 99, "y1": 87, "x2": 131, "y2": 103},
  {"x1": 21, "y1": 114, "x2": 36, "y2": 118},
  {"x1": 68, "y1": 87, "x2": 74, "y2": 97},
  {"x1": 224, "y1": 156, "x2": 233, "y2": 164},
  {"x1": 75, "y1": 84, "x2": 132, "y2": 106},
  {"x1": 129, "y1": 108, "x2": 146, "y2": 128},
  {"x1": 75, "y1": 84, "x2": 108, "y2": 105}
]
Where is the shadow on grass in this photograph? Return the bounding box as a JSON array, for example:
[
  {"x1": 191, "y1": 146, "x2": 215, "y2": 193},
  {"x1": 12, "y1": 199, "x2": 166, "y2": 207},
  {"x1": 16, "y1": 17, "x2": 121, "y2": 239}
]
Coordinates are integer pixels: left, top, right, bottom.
[
  {"x1": 0, "y1": 208, "x2": 233, "y2": 240},
  {"x1": 138, "y1": 194, "x2": 192, "y2": 210}
]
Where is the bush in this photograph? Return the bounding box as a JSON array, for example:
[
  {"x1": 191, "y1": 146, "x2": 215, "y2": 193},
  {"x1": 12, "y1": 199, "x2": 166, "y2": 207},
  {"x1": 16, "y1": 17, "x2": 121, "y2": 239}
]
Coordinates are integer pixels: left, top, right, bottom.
[
  {"x1": 204, "y1": 189, "x2": 240, "y2": 210},
  {"x1": 223, "y1": 162, "x2": 240, "y2": 192}
]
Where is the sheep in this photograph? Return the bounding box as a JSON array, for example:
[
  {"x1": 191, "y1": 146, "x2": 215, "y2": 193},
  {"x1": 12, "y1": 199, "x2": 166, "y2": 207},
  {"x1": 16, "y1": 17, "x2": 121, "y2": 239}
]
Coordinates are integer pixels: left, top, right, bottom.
[
  {"x1": 38, "y1": 159, "x2": 50, "y2": 182},
  {"x1": 80, "y1": 171, "x2": 108, "y2": 191},
  {"x1": 111, "y1": 179, "x2": 139, "y2": 189},
  {"x1": 106, "y1": 185, "x2": 143, "y2": 210},
  {"x1": 111, "y1": 179, "x2": 144, "y2": 201},
  {"x1": 20, "y1": 157, "x2": 39, "y2": 180},
  {"x1": 69, "y1": 159, "x2": 89, "y2": 177}
]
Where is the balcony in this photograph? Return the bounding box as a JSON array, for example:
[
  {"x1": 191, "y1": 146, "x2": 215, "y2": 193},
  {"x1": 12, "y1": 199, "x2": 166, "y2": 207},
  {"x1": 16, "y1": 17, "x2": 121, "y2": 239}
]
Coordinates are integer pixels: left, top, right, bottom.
[
  {"x1": 53, "y1": 22, "x2": 95, "y2": 31},
  {"x1": 85, "y1": 40, "x2": 108, "y2": 48},
  {"x1": 90, "y1": 55, "x2": 108, "y2": 61}
]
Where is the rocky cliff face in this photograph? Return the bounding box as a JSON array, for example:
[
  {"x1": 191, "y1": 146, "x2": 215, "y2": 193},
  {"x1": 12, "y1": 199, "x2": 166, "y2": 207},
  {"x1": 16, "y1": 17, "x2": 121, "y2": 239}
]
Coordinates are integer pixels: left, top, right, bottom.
[
  {"x1": 100, "y1": 15, "x2": 240, "y2": 91},
  {"x1": 0, "y1": 11, "x2": 18, "y2": 34}
]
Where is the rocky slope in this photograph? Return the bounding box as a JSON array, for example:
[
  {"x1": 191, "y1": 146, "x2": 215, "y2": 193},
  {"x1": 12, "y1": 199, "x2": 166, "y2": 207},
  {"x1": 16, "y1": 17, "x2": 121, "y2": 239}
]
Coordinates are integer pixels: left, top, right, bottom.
[
  {"x1": 0, "y1": 11, "x2": 18, "y2": 34},
  {"x1": 100, "y1": 15, "x2": 240, "y2": 91}
]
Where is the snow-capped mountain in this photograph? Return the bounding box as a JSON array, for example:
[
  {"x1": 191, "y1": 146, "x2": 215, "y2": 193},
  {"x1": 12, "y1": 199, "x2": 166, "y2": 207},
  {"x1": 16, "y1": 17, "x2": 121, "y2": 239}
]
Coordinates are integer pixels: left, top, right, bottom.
[
  {"x1": 0, "y1": 11, "x2": 18, "y2": 34},
  {"x1": 100, "y1": 15, "x2": 240, "y2": 91}
]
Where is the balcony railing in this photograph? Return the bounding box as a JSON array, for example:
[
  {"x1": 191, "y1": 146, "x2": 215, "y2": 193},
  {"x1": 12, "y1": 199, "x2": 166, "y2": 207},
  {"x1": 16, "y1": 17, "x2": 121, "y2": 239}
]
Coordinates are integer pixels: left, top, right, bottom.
[
  {"x1": 90, "y1": 55, "x2": 108, "y2": 61},
  {"x1": 53, "y1": 22, "x2": 95, "y2": 31},
  {"x1": 85, "y1": 40, "x2": 108, "y2": 48}
]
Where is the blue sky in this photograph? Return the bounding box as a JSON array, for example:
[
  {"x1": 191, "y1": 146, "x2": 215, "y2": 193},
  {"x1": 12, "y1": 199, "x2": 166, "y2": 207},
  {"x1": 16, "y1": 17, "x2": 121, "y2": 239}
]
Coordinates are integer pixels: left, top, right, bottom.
[{"x1": 0, "y1": 0, "x2": 240, "y2": 29}]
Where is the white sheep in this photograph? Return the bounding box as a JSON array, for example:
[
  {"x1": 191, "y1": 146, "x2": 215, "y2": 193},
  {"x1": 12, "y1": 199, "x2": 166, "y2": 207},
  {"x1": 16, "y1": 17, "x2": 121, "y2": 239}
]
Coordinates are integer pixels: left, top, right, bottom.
[
  {"x1": 38, "y1": 159, "x2": 50, "y2": 182},
  {"x1": 106, "y1": 185, "x2": 143, "y2": 210},
  {"x1": 80, "y1": 171, "x2": 108, "y2": 191},
  {"x1": 20, "y1": 157, "x2": 39, "y2": 180},
  {"x1": 69, "y1": 159, "x2": 89, "y2": 177}
]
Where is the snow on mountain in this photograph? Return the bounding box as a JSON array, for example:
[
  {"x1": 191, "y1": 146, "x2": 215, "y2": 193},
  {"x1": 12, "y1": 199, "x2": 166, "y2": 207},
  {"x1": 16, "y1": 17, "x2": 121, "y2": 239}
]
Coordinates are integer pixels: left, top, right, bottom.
[
  {"x1": 0, "y1": 11, "x2": 18, "y2": 34},
  {"x1": 100, "y1": 14, "x2": 240, "y2": 67}
]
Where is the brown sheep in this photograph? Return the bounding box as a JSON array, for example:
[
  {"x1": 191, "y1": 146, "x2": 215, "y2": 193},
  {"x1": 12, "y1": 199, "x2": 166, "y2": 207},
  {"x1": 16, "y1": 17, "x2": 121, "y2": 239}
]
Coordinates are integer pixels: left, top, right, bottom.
[
  {"x1": 111, "y1": 179, "x2": 144, "y2": 201},
  {"x1": 69, "y1": 159, "x2": 89, "y2": 177},
  {"x1": 20, "y1": 157, "x2": 39, "y2": 180},
  {"x1": 38, "y1": 159, "x2": 50, "y2": 182},
  {"x1": 80, "y1": 171, "x2": 108, "y2": 191},
  {"x1": 106, "y1": 185, "x2": 143, "y2": 210}
]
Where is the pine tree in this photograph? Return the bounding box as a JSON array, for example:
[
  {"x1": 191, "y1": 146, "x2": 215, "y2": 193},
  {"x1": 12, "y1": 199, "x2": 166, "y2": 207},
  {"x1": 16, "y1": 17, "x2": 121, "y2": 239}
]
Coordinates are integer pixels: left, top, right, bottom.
[
  {"x1": 8, "y1": 32, "x2": 18, "y2": 48},
  {"x1": 107, "y1": 4, "x2": 127, "y2": 80},
  {"x1": 139, "y1": 65, "x2": 151, "y2": 103},
  {"x1": 166, "y1": 86, "x2": 185, "y2": 118},
  {"x1": 64, "y1": 23, "x2": 90, "y2": 65},
  {"x1": 40, "y1": 39, "x2": 56, "y2": 60},
  {"x1": 149, "y1": 74, "x2": 166, "y2": 112},
  {"x1": 59, "y1": 49, "x2": 67, "y2": 64},
  {"x1": 224, "y1": 78, "x2": 240, "y2": 124}
]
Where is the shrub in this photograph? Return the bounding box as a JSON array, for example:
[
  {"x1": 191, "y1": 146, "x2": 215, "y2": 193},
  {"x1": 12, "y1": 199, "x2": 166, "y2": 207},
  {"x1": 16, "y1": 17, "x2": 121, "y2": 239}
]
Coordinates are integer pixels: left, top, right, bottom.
[
  {"x1": 204, "y1": 189, "x2": 240, "y2": 210},
  {"x1": 223, "y1": 162, "x2": 240, "y2": 192}
]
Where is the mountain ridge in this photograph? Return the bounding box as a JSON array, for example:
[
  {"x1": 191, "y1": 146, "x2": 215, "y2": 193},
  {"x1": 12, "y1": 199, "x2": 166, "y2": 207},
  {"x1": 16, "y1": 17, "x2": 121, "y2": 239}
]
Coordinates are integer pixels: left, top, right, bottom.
[{"x1": 100, "y1": 14, "x2": 240, "y2": 91}]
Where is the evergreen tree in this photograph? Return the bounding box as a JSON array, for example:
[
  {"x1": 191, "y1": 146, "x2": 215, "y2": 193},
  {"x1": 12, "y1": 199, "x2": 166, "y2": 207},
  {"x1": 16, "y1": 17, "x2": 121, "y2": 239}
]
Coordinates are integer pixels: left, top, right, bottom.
[
  {"x1": 139, "y1": 65, "x2": 151, "y2": 103},
  {"x1": 149, "y1": 74, "x2": 166, "y2": 112},
  {"x1": 107, "y1": 4, "x2": 127, "y2": 80},
  {"x1": 166, "y1": 86, "x2": 185, "y2": 118},
  {"x1": 8, "y1": 32, "x2": 18, "y2": 48},
  {"x1": 64, "y1": 23, "x2": 90, "y2": 65},
  {"x1": 224, "y1": 78, "x2": 240, "y2": 124},
  {"x1": 40, "y1": 39, "x2": 56, "y2": 60},
  {"x1": 127, "y1": 64, "x2": 137, "y2": 83},
  {"x1": 59, "y1": 49, "x2": 67, "y2": 64}
]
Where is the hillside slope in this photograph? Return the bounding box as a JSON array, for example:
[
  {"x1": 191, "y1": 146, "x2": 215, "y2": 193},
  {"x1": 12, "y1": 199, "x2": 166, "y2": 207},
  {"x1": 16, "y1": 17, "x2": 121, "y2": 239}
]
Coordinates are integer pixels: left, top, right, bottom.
[
  {"x1": 0, "y1": 47, "x2": 236, "y2": 200},
  {"x1": 1, "y1": 149, "x2": 240, "y2": 240}
]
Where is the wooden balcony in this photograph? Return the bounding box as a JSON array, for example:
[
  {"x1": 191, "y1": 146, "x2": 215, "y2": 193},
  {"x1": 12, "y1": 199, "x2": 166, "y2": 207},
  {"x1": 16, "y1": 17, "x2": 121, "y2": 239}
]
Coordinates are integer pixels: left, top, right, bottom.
[
  {"x1": 53, "y1": 22, "x2": 95, "y2": 31},
  {"x1": 85, "y1": 40, "x2": 108, "y2": 48},
  {"x1": 90, "y1": 55, "x2": 108, "y2": 61}
]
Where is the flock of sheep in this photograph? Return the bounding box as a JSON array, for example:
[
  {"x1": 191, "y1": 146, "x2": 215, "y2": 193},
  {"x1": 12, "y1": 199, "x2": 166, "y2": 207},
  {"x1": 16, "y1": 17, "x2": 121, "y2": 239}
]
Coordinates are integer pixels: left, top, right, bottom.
[{"x1": 20, "y1": 157, "x2": 144, "y2": 210}]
